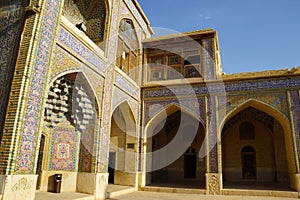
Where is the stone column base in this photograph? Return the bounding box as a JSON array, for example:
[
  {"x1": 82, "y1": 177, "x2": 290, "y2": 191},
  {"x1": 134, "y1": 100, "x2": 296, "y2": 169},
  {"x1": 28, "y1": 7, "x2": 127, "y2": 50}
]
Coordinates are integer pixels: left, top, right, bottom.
[
  {"x1": 290, "y1": 173, "x2": 300, "y2": 192},
  {"x1": 137, "y1": 172, "x2": 146, "y2": 188},
  {"x1": 114, "y1": 171, "x2": 138, "y2": 187},
  {"x1": 206, "y1": 173, "x2": 222, "y2": 195},
  {"x1": 77, "y1": 172, "x2": 108, "y2": 200},
  {"x1": 0, "y1": 174, "x2": 38, "y2": 200}
]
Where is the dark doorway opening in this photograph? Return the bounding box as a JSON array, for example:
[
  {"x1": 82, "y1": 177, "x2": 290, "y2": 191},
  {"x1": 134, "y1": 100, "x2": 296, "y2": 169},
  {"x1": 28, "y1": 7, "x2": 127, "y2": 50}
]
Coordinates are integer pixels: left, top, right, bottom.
[
  {"x1": 242, "y1": 146, "x2": 256, "y2": 180},
  {"x1": 108, "y1": 152, "x2": 116, "y2": 184},
  {"x1": 184, "y1": 148, "x2": 196, "y2": 179},
  {"x1": 36, "y1": 134, "x2": 46, "y2": 189}
]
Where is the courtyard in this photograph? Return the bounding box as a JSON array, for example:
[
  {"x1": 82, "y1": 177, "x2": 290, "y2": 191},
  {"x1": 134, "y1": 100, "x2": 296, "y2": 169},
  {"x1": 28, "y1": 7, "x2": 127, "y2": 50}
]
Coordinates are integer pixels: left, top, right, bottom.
[{"x1": 35, "y1": 190, "x2": 298, "y2": 200}]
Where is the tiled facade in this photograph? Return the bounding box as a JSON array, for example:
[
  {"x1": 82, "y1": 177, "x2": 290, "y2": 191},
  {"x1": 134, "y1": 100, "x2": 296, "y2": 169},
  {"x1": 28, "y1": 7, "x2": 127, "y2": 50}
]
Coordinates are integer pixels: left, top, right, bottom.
[{"x1": 0, "y1": 0, "x2": 300, "y2": 200}]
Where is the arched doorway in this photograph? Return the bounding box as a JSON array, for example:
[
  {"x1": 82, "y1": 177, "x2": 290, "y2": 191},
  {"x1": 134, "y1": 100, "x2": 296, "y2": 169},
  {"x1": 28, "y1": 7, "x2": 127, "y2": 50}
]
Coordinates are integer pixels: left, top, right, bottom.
[
  {"x1": 109, "y1": 101, "x2": 137, "y2": 186},
  {"x1": 184, "y1": 147, "x2": 197, "y2": 179},
  {"x1": 147, "y1": 107, "x2": 206, "y2": 189},
  {"x1": 222, "y1": 105, "x2": 292, "y2": 190},
  {"x1": 241, "y1": 146, "x2": 256, "y2": 180}
]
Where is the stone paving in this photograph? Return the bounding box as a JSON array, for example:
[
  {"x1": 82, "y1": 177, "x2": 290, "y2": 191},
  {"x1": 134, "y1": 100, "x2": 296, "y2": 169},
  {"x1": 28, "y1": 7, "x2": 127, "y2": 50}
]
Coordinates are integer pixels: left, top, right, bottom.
[
  {"x1": 110, "y1": 191, "x2": 297, "y2": 200},
  {"x1": 35, "y1": 191, "x2": 94, "y2": 200},
  {"x1": 35, "y1": 184, "x2": 299, "y2": 200}
]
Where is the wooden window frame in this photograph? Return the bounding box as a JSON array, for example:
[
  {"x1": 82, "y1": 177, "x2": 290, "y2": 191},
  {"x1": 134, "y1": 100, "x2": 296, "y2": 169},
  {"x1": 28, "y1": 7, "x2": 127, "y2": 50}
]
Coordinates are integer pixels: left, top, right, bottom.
[{"x1": 117, "y1": 19, "x2": 139, "y2": 81}]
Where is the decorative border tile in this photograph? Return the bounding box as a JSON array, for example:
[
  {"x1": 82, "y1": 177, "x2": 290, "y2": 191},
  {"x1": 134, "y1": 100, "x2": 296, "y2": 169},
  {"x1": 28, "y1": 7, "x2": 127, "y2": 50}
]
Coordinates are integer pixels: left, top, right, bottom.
[
  {"x1": 123, "y1": 0, "x2": 148, "y2": 31},
  {"x1": 58, "y1": 27, "x2": 106, "y2": 73},
  {"x1": 290, "y1": 90, "x2": 300, "y2": 162},
  {"x1": 208, "y1": 97, "x2": 218, "y2": 173},
  {"x1": 115, "y1": 72, "x2": 140, "y2": 99},
  {"x1": 98, "y1": 0, "x2": 121, "y2": 172},
  {"x1": 144, "y1": 77, "x2": 300, "y2": 98},
  {"x1": 16, "y1": 0, "x2": 61, "y2": 173},
  {"x1": 223, "y1": 93, "x2": 289, "y2": 119}
]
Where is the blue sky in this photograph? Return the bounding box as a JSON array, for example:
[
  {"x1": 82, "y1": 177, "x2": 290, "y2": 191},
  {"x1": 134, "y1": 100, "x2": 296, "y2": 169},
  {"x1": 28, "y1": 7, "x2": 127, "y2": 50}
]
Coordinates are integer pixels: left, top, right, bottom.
[{"x1": 138, "y1": 0, "x2": 300, "y2": 74}]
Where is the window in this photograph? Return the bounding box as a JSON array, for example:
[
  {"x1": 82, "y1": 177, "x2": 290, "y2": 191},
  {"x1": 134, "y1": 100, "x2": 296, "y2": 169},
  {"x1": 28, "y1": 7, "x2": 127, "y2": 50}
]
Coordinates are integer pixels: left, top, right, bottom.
[
  {"x1": 117, "y1": 19, "x2": 139, "y2": 81},
  {"x1": 147, "y1": 44, "x2": 203, "y2": 81},
  {"x1": 184, "y1": 55, "x2": 201, "y2": 78},
  {"x1": 167, "y1": 54, "x2": 182, "y2": 79},
  {"x1": 148, "y1": 56, "x2": 164, "y2": 81}
]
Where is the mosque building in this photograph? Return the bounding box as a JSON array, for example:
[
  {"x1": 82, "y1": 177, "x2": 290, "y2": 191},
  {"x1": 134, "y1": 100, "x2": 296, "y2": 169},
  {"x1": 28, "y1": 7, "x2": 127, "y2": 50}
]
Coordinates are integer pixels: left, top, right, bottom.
[{"x1": 1, "y1": 0, "x2": 300, "y2": 199}]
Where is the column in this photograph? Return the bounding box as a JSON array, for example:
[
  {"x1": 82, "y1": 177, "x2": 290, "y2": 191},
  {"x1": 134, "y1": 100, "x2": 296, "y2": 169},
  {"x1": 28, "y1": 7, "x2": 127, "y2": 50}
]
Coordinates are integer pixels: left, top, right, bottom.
[
  {"x1": 205, "y1": 96, "x2": 222, "y2": 195},
  {"x1": 288, "y1": 90, "x2": 300, "y2": 192}
]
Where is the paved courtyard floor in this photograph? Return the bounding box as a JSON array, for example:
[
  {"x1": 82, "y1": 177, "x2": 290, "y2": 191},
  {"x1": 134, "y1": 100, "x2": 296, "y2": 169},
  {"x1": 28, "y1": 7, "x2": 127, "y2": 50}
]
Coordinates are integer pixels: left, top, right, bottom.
[{"x1": 110, "y1": 191, "x2": 297, "y2": 200}]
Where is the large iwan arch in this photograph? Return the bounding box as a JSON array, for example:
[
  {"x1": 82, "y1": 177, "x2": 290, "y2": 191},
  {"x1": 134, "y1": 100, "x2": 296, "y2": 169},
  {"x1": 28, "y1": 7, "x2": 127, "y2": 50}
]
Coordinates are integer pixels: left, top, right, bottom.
[
  {"x1": 37, "y1": 72, "x2": 100, "y2": 193},
  {"x1": 220, "y1": 99, "x2": 298, "y2": 191},
  {"x1": 142, "y1": 105, "x2": 206, "y2": 189}
]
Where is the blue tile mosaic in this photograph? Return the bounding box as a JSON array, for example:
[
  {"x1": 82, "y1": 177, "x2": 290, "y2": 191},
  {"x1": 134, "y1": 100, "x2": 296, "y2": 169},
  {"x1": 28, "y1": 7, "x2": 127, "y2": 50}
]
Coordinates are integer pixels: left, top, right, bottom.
[{"x1": 58, "y1": 27, "x2": 106, "y2": 73}]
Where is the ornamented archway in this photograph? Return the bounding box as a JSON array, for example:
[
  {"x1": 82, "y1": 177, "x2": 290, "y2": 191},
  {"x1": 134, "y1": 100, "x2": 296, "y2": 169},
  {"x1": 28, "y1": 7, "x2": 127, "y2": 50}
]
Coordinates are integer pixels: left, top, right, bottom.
[
  {"x1": 37, "y1": 72, "x2": 100, "y2": 192},
  {"x1": 220, "y1": 100, "x2": 296, "y2": 190},
  {"x1": 144, "y1": 105, "x2": 206, "y2": 188}
]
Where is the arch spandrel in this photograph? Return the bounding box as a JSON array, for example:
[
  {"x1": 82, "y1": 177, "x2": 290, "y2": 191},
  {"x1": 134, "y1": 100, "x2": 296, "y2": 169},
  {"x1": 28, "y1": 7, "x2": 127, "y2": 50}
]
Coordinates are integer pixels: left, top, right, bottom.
[
  {"x1": 222, "y1": 93, "x2": 289, "y2": 121},
  {"x1": 112, "y1": 87, "x2": 139, "y2": 123},
  {"x1": 144, "y1": 98, "x2": 206, "y2": 126},
  {"x1": 50, "y1": 45, "x2": 105, "y2": 109},
  {"x1": 145, "y1": 103, "x2": 205, "y2": 136}
]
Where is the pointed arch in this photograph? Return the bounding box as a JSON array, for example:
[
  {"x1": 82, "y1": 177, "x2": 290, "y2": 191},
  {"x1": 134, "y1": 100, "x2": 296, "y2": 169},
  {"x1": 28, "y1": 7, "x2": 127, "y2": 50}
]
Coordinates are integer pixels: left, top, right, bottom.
[
  {"x1": 49, "y1": 70, "x2": 101, "y2": 108},
  {"x1": 111, "y1": 100, "x2": 137, "y2": 133},
  {"x1": 146, "y1": 103, "x2": 204, "y2": 133},
  {"x1": 220, "y1": 98, "x2": 297, "y2": 183},
  {"x1": 144, "y1": 104, "x2": 206, "y2": 186},
  {"x1": 220, "y1": 99, "x2": 291, "y2": 137},
  {"x1": 109, "y1": 100, "x2": 138, "y2": 186},
  {"x1": 111, "y1": 87, "x2": 139, "y2": 124},
  {"x1": 119, "y1": 15, "x2": 142, "y2": 48}
]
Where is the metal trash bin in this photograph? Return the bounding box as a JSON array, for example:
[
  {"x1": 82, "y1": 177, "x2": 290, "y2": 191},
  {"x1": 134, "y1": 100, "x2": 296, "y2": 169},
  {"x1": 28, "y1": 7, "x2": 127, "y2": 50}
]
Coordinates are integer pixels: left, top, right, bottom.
[{"x1": 54, "y1": 174, "x2": 62, "y2": 193}]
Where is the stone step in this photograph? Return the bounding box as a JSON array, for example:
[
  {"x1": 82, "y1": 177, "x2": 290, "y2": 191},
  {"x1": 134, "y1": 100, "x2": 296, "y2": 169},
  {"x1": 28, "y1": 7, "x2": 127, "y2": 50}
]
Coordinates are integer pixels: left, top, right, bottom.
[
  {"x1": 222, "y1": 189, "x2": 299, "y2": 199},
  {"x1": 141, "y1": 186, "x2": 206, "y2": 195},
  {"x1": 106, "y1": 186, "x2": 137, "y2": 198},
  {"x1": 141, "y1": 186, "x2": 299, "y2": 199},
  {"x1": 35, "y1": 191, "x2": 94, "y2": 200}
]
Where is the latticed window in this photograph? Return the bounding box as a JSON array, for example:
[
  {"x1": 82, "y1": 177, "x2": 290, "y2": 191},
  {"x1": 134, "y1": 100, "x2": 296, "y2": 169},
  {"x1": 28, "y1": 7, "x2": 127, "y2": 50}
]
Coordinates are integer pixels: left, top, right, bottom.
[
  {"x1": 167, "y1": 54, "x2": 182, "y2": 79},
  {"x1": 146, "y1": 45, "x2": 203, "y2": 81},
  {"x1": 148, "y1": 56, "x2": 164, "y2": 81},
  {"x1": 184, "y1": 55, "x2": 201, "y2": 78},
  {"x1": 116, "y1": 19, "x2": 139, "y2": 81}
]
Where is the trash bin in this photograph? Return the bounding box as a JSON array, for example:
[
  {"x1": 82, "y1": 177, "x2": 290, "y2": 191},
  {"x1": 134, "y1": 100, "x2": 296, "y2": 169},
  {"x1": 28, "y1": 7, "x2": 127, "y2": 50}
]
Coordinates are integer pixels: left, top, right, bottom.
[{"x1": 54, "y1": 174, "x2": 62, "y2": 193}]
